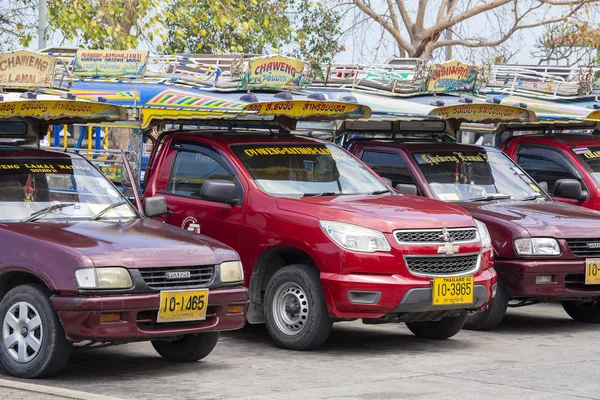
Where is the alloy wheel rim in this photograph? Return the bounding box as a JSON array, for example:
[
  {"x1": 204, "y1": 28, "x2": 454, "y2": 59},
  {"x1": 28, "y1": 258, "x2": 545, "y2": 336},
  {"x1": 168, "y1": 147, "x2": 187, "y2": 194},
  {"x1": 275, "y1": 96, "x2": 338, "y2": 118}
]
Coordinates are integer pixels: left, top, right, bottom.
[
  {"x1": 2, "y1": 302, "x2": 43, "y2": 363},
  {"x1": 272, "y1": 282, "x2": 309, "y2": 336}
]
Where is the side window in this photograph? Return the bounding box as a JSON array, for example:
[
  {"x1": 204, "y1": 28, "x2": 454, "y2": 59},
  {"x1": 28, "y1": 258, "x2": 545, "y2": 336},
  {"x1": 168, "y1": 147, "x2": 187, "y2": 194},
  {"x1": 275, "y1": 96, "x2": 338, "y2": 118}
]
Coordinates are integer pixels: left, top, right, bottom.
[
  {"x1": 361, "y1": 150, "x2": 415, "y2": 186},
  {"x1": 516, "y1": 145, "x2": 579, "y2": 193},
  {"x1": 168, "y1": 150, "x2": 234, "y2": 198}
]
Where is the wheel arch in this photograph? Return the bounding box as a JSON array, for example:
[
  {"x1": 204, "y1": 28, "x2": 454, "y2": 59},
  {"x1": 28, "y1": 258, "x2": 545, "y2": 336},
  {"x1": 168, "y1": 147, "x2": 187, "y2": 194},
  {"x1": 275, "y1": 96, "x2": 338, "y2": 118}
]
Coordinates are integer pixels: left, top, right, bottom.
[{"x1": 0, "y1": 269, "x2": 54, "y2": 301}]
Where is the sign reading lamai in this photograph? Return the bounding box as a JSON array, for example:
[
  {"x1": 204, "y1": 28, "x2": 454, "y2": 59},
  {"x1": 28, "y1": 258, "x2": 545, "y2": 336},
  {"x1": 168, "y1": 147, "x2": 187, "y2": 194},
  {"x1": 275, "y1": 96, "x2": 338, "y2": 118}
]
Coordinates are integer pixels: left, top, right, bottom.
[
  {"x1": 73, "y1": 50, "x2": 149, "y2": 77},
  {"x1": 0, "y1": 51, "x2": 56, "y2": 88},
  {"x1": 427, "y1": 60, "x2": 478, "y2": 93}
]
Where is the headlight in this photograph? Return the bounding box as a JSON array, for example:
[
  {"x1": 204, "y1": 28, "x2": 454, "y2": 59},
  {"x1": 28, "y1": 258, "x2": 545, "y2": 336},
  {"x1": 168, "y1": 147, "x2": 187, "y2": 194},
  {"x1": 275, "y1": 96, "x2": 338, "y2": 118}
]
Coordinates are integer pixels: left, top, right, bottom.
[
  {"x1": 474, "y1": 219, "x2": 492, "y2": 248},
  {"x1": 320, "y1": 220, "x2": 391, "y2": 253},
  {"x1": 514, "y1": 238, "x2": 561, "y2": 256},
  {"x1": 220, "y1": 261, "x2": 244, "y2": 283},
  {"x1": 74, "y1": 268, "x2": 133, "y2": 289}
]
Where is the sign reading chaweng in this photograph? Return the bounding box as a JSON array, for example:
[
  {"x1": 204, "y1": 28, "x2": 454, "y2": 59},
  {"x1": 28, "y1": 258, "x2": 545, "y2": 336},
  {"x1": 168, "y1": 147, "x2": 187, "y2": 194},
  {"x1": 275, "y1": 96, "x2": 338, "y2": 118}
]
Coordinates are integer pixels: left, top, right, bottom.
[
  {"x1": 0, "y1": 50, "x2": 56, "y2": 88},
  {"x1": 245, "y1": 55, "x2": 306, "y2": 89},
  {"x1": 73, "y1": 49, "x2": 149, "y2": 77}
]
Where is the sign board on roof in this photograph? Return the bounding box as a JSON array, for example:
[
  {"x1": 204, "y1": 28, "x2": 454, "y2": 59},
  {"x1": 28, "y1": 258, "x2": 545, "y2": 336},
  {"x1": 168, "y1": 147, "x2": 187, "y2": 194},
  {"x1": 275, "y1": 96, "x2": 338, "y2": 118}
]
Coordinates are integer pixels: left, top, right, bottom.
[
  {"x1": 430, "y1": 104, "x2": 533, "y2": 122},
  {"x1": 244, "y1": 55, "x2": 306, "y2": 90},
  {"x1": 0, "y1": 51, "x2": 56, "y2": 88},
  {"x1": 73, "y1": 50, "x2": 149, "y2": 77},
  {"x1": 427, "y1": 60, "x2": 478, "y2": 93}
]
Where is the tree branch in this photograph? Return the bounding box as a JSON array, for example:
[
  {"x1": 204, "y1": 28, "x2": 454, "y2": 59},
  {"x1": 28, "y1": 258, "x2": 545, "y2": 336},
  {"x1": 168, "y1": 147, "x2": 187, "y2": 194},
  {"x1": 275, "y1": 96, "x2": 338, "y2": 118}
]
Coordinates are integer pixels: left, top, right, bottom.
[
  {"x1": 353, "y1": 0, "x2": 414, "y2": 54},
  {"x1": 415, "y1": 0, "x2": 427, "y2": 31},
  {"x1": 394, "y1": 0, "x2": 414, "y2": 36}
]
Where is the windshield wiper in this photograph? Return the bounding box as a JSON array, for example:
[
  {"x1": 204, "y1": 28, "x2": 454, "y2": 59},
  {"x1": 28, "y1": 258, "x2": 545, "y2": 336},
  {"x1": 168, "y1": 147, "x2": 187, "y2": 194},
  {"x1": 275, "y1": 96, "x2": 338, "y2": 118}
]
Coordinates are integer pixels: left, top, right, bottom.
[
  {"x1": 520, "y1": 194, "x2": 545, "y2": 201},
  {"x1": 302, "y1": 192, "x2": 339, "y2": 197},
  {"x1": 469, "y1": 194, "x2": 512, "y2": 202},
  {"x1": 21, "y1": 203, "x2": 76, "y2": 222},
  {"x1": 368, "y1": 189, "x2": 391, "y2": 195},
  {"x1": 90, "y1": 202, "x2": 129, "y2": 221}
]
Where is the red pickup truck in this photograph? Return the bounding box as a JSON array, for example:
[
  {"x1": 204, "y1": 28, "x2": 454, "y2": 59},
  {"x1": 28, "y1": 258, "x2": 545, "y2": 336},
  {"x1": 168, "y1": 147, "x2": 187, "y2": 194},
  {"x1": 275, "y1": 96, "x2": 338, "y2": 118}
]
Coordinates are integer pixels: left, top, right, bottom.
[
  {"x1": 502, "y1": 134, "x2": 600, "y2": 211},
  {"x1": 143, "y1": 130, "x2": 497, "y2": 350},
  {"x1": 348, "y1": 139, "x2": 600, "y2": 330}
]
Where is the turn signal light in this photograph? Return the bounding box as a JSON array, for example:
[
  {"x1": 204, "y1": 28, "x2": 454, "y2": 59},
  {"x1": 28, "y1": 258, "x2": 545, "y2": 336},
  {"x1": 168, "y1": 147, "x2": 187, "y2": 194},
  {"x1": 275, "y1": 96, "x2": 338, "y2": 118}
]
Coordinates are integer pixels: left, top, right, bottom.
[
  {"x1": 227, "y1": 305, "x2": 245, "y2": 314},
  {"x1": 100, "y1": 313, "x2": 121, "y2": 323}
]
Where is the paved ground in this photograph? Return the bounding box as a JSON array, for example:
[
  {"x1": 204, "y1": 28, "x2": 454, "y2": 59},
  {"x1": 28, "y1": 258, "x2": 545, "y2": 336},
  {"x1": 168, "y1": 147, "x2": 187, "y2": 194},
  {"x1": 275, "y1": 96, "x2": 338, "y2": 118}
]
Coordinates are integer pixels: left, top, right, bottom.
[{"x1": 1, "y1": 303, "x2": 599, "y2": 400}]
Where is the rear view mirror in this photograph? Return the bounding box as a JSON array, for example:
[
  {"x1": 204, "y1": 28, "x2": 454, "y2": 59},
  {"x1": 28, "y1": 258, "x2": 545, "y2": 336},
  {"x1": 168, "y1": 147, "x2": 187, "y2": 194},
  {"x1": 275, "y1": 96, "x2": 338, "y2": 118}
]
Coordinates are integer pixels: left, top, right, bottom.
[
  {"x1": 538, "y1": 181, "x2": 549, "y2": 193},
  {"x1": 553, "y1": 179, "x2": 585, "y2": 201},
  {"x1": 199, "y1": 180, "x2": 238, "y2": 205},
  {"x1": 144, "y1": 196, "x2": 169, "y2": 217},
  {"x1": 382, "y1": 177, "x2": 392, "y2": 186},
  {"x1": 395, "y1": 183, "x2": 418, "y2": 195}
]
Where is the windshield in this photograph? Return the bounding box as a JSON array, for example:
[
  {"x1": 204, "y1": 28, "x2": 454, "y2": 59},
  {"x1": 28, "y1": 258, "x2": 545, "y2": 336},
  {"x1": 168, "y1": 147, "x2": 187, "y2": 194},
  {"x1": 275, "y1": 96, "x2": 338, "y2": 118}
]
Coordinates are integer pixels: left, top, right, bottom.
[
  {"x1": 411, "y1": 149, "x2": 546, "y2": 202},
  {"x1": 231, "y1": 143, "x2": 389, "y2": 197},
  {"x1": 0, "y1": 157, "x2": 137, "y2": 222},
  {"x1": 572, "y1": 146, "x2": 600, "y2": 184}
]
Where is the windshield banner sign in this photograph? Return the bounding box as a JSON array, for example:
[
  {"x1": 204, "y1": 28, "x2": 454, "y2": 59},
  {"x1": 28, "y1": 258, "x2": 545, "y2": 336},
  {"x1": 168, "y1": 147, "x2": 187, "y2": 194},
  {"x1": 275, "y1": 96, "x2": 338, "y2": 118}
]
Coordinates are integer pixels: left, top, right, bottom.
[
  {"x1": 430, "y1": 104, "x2": 532, "y2": 122},
  {"x1": 73, "y1": 50, "x2": 149, "y2": 77},
  {"x1": 244, "y1": 55, "x2": 306, "y2": 89},
  {"x1": 0, "y1": 51, "x2": 56, "y2": 88},
  {"x1": 427, "y1": 60, "x2": 478, "y2": 93}
]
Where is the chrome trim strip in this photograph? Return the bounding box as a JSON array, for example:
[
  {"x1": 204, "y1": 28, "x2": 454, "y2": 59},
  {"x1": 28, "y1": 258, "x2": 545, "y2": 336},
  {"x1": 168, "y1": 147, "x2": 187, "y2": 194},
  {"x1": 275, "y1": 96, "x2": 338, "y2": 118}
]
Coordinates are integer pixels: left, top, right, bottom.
[
  {"x1": 393, "y1": 227, "x2": 480, "y2": 245},
  {"x1": 403, "y1": 252, "x2": 481, "y2": 278}
]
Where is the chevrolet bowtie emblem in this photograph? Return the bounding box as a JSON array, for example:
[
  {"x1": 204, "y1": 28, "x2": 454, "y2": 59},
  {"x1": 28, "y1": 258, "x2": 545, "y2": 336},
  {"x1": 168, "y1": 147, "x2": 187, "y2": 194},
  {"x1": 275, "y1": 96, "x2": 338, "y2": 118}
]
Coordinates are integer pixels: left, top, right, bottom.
[{"x1": 438, "y1": 242, "x2": 460, "y2": 255}]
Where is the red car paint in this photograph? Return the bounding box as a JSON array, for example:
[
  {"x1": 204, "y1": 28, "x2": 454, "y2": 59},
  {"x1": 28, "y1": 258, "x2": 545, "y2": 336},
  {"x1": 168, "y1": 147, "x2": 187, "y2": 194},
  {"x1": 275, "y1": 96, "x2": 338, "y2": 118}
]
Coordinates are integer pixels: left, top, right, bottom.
[
  {"x1": 349, "y1": 140, "x2": 600, "y2": 301},
  {"x1": 0, "y1": 149, "x2": 248, "y2": 342},
  {"x1": 143, "y1": 132, "x2": 496, "y2": 325},
  {"x1": 503, "y1": 134, "x2": 600, "y2": 211}
]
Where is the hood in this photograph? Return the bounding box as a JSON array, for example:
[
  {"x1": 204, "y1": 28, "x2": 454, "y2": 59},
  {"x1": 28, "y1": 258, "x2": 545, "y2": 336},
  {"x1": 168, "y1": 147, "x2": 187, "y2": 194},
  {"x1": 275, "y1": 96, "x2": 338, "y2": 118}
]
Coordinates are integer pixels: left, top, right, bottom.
[
  {"x1": 276, "y1": 193, "x2": 475, "y2": 233},
  {"x1": 460, "y1": 200, "x2": 600, "y2": 238},
  {"x1": 4, "y1": 218, "x2": 237, "y2": 268}
]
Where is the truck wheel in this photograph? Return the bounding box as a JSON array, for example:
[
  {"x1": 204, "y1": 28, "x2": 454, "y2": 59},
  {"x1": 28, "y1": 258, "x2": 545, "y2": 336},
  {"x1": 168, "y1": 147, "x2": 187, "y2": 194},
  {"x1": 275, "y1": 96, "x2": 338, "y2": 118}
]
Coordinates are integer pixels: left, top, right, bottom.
[
  {"x1": 464, "y1": 279, "x2": 509, "y2": 331},
  {"x1": 263, "y1": 264, "x2": 332, "y2": 350},
  {"x1": 0, "y1": 284, "x2": 72, "y2": 378},
  {"x1": 562, "y1": 299, "x2": 600, "y2": 323},
  {"x1": 152, "y1": 332, "x2": 219, "y2": 362},
  {"x1": 406, "y1": 311, "x2": 468, "y2": 339}
]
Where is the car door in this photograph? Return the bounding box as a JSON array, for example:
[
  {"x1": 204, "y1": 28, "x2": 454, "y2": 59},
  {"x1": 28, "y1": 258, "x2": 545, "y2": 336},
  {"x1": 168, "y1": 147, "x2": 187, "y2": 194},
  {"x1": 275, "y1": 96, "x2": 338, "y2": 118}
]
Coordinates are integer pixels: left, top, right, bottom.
[
  {"x1": 157, "y1": 140, "x2": 245, "y2": 251},
  {"x1": 514, "y1": 144, "x2": 588, "y2": 205}
]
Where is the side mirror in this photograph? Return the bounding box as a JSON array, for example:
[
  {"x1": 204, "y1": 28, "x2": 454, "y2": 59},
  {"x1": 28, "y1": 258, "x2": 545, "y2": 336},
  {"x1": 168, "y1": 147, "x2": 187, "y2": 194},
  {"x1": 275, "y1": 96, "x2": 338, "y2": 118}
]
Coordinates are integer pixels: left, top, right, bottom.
[
  {"x1": 553, "y1": 179, "x2": 585, "y2": 200},
  {"x1": 382, "y1": 177, "x2": 392, "y2": 186},
  {"x1": 199, "y1": 180, "x2": 238, "y2": 205},
  {"x1": 144, "y1": 196, "x2": 169, "y2": 217},
  {"x1": 538, "y1": 181, "x2": 549, "y2": 193},
  {"x1": 395, "y1": 183, "x2": 418, "y2": 195}
]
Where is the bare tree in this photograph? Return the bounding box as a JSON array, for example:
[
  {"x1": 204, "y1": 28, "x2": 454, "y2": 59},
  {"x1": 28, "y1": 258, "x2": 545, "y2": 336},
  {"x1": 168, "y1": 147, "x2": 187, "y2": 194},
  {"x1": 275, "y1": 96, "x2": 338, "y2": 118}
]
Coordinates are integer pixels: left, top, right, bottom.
[
  {"x1": 351, "y1": 0, "x2": 599, "y2": 59},
  {"x1": 532, "y1": 22, "x2": 600, "y2": 65}
]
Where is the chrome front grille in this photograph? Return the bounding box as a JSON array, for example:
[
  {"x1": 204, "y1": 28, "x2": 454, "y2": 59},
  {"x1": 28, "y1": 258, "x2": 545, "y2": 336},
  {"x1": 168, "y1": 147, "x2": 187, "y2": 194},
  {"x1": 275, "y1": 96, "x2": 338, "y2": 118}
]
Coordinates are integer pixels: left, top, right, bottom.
[
  {"x1": 566, "y1": 239, "x2": 600, "y2": 257},
  {"x1": 394, "y1": 228, "x2": 478, "y2": 244},
  {"x1": 138, "y1": 265, "x2": 215, "y2": 290},
  {"x1": 405, "y1": 254, "x2": 480, "y2": 276}
]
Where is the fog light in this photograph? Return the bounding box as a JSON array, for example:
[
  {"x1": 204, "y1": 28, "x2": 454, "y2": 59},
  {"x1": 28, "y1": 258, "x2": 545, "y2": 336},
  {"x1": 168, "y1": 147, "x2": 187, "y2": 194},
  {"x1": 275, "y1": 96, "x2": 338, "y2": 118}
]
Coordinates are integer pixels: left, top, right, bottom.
[
  {"x1": 348, "y1": 291, "x2": 381, "y2": 304},
  {"x1": 100, "y1": 313, "x2": 121, "y2": 323},
  {"x1": 536, "y1": 275, "x2": 554, "y2": 284},
  {"x1": 227, "y1": 305, "x2": 245, "y2": 314}
]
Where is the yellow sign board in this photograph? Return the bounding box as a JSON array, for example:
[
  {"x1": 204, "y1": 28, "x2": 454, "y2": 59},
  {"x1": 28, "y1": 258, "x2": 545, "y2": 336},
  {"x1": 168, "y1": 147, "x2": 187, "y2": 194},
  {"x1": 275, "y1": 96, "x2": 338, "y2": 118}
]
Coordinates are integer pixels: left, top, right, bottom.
[
  {"x1": 0, "y1": 51, "x2": 56, "y2": 88},
  {"x1": 73, "y1": 50, "x2": 149, "y2": 77},
  {"x1": 428, "y1": 60, "x2": 478, "y2": 93},
  {"x1": 244, "y1": 101, "x2": 366, "y2": 119},
  {"x1": 430, "y1": 104, "x2": 534, "y2": 122},
  {"x1": 0, "y1": 100, "x2": 124, "y2": 121},
  {"x1": 586, "y1": 110, "x2": 600, "y2": 122},
  {"x1": 246, "y1": 55, "x2": 306, "y2": 89}
]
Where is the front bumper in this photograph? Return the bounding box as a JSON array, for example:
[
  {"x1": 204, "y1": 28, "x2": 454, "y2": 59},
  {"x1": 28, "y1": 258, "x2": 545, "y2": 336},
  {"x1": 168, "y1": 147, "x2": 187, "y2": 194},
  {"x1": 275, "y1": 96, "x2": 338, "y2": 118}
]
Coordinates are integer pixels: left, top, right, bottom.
[
  {"x1": 320, "y1": 267, "x2": 496, "y2": 319},
  {"x1": 496, "y1": 258, "x2": 600, "y2": 299},
  {"x1": 51, "y1": 287, "x2": 249, "y2": 341}
]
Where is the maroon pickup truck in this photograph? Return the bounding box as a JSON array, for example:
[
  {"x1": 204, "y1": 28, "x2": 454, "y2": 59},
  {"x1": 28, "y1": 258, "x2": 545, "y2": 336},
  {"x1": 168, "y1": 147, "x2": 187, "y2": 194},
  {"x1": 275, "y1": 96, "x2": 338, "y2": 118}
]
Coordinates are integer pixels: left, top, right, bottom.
[
  {"x1": 0, "y1": 148, "x2": 248, "y2": 378},
  {"x1": 348, "y1": 139, "x2": 600, "y2": 329}
]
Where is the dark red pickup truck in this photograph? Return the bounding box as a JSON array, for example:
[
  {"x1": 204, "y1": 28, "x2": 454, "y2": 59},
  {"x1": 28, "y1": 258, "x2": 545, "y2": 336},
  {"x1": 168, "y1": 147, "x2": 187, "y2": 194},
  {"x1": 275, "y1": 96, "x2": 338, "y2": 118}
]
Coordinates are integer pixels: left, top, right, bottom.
[
  {"x1": 348, "y1": 139, "x2": 600, "y2": 329},
  {"x1": 143, "y1": 130, "x2": 497, "y2": 350},
  {"x1": 0, "y1": 147, "x2": 248, "y2": 378}
]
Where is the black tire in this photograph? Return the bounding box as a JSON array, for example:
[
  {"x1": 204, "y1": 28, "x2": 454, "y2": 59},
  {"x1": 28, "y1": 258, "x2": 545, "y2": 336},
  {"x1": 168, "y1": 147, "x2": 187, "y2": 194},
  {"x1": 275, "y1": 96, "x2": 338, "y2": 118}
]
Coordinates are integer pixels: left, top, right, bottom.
[
  {"x1": 464, "y1": 278, "x2": 509, "y2": 331},
  {"x1": 562, "y1": 299, "x2": 600, "y2": 323},
  {"x1": 263, "y1": 264, "x2": 332, "y2": 350},
  {"x1": 406, "y1": 311, "x2": 468, "y2": 339},
  {"x1": 152, "y1": 332, "x2": 219, "y2": 362},
  {"x1": 0, "y1": 284, "x2": 72, "y2": 378}
]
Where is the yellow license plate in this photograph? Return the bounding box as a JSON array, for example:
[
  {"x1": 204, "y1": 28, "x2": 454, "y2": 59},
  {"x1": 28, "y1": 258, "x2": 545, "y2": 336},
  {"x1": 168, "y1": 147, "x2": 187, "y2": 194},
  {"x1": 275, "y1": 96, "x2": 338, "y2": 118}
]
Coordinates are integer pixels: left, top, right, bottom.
[
  {"x1": 157, "y1": 289, "x2": 209, "y2": 323},
  {"x1": 585, "y1": 259, "x2": 600, "y2": 285},
  {"x1": 432, "y1": 276, "x2": 474, "y2": 306}
]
